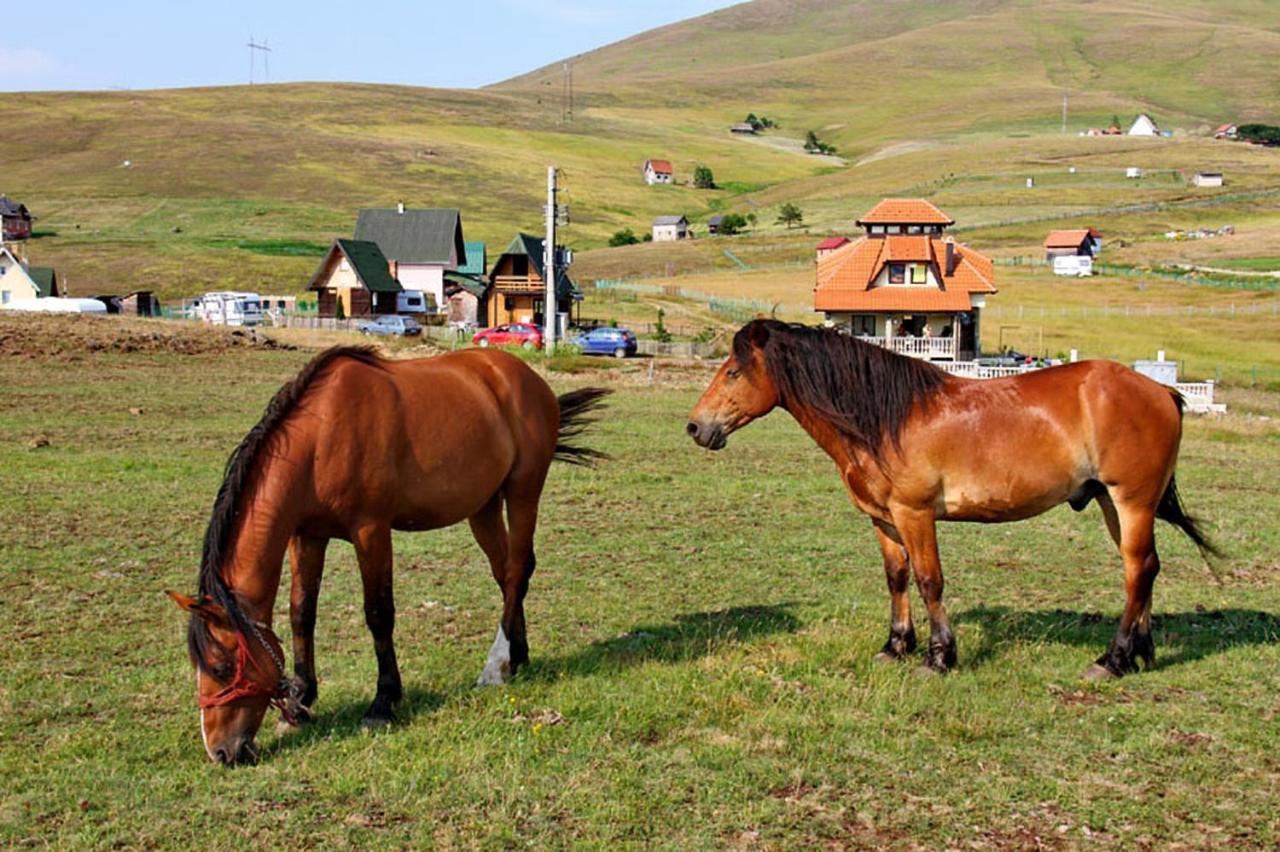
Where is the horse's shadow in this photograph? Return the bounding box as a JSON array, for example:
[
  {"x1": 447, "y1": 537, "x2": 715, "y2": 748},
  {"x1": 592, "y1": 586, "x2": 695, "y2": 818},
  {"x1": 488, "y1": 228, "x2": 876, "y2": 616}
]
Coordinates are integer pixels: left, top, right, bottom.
[
  {"x1": 264, "y1": 603, "x2": 800, "y2": 755},
  {"x1": 955, "y1": 606, "x2": 1280, "y2": 668}
]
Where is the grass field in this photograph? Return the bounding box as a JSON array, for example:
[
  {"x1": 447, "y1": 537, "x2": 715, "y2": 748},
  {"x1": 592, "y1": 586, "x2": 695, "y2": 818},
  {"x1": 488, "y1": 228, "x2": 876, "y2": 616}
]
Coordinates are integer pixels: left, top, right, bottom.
[{"x1": 3, "y1": 318, "x2": 1279, "y2": 845}]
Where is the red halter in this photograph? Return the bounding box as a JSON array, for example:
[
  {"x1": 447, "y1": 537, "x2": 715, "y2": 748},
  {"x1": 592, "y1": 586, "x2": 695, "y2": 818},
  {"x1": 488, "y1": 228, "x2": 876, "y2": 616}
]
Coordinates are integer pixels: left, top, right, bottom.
[{"x1": 198, "y1": 624, "x2": 298, "y2": 726}]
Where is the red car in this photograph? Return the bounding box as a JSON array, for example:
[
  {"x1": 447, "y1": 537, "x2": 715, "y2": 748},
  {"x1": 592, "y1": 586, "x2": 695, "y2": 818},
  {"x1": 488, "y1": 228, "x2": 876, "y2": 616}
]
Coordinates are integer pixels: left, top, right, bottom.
[{"x1": 472, "y1": 323, "x2": 544, "y2": 350}]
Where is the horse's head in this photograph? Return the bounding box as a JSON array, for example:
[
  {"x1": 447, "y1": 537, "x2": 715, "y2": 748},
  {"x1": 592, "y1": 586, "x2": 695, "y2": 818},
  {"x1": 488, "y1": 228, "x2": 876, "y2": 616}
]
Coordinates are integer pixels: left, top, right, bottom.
[
  {"x1": 687, "y1": 319, "x2": 781, "y2": 450},
  {"x1": 167, "y1": 591, "x2": 292, "y2": 766}
]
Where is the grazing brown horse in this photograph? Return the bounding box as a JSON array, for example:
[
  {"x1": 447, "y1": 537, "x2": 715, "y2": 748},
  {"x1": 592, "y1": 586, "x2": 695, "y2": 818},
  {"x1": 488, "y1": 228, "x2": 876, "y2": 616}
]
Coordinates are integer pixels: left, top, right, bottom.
[
  {"x1": 688, "y1": 320, "x2": 1215, "y2": 678},
  {"x1": 167, "y1": 346, "x2": 607, "y2": 765}
]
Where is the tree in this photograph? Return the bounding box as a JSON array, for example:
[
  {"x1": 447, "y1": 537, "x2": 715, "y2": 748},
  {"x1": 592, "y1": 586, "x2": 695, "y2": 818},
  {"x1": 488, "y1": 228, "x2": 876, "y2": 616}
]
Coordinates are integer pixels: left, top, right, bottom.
[
  {"x1": 717, "y1": 213, "x2": 748, "y2": 236},
  {"x1": 654, "y1": 308, "x2": 673, "y2": 343},
  {"x1": 608, "y1": 228, "x2": 640, "y2": 247},
  {"x1": 693, "y1": 165, "x2": 716, "y2": 189},
  {"x1": 746, "y1": 212, "x2": 758, "y2": 231},
  {"x1": 776, "y1": 203, "x2": 804, "y2": 230},
  {"x1": 334, "y1": 297, "x2": 346, "y2": 320},
  {"x1": 1111, "y1": 114, "x2": 1122, "y2": 130},
  {"x1": 803, "y1": 130, "x2": 820, "y2": 152},
  {"x1": 1238, "y1": 123, "x2": 1280, "y2": 146}
]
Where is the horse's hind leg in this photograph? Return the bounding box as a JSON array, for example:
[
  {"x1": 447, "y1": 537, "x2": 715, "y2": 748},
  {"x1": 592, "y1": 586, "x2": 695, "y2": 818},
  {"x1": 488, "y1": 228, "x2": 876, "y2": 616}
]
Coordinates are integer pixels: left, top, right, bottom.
[
  {"x1": 287, "y1": 534, "x2": 328, "y2": 715},
  {"x1": 354, "y1": 522, "x2": 402, "y2": 724},
  {"x1": 473, "y1": 474, "x2": 545, "y2": 686},
  {"x1": 1085, "y1": 495, "x2": 1160, "y2": 680},
  {"x1": 469, "y1": 494, "x2": 514, "y2": 686},
  {"x1": 872, "y1": 521, "x2": 916, "y2": 662}
]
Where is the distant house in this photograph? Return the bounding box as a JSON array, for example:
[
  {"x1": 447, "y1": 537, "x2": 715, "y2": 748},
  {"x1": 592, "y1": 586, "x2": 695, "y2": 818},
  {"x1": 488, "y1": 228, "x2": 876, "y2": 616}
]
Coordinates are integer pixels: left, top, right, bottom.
[
  {"x1": 486, "y1": 233, "x2": 580, "y2": 329},
  {"x1": 652, "y1": 215, "x2": 689, "y2": 242},
  {"x1": 1128, "y1": 114, "x2": 1159, "y2": 136},
  {"x1": 814, "y1": 199, "x2": 996, "y2": 361},
  {"x1": 729, "y1": 123, "x2": 757, "y2": 134},
  {"x1": 354, "y1": 205, "x2": 466, "y2": 310},
  {"x1": 0, "y1": 246, "x2": 59, "y2": 305},
  {"x1": 815, "y1": 236, "x2": 851, "y2": 259},
  {"x1": 306, "y1": 238, "x2": 402, "y2": 318},
  {"x1": 1214, "y1": 124, "x2": 1238, "y2": 140},
  {"x1": 459, "y1": 241, "x2": 486, "y2": 277},
  {"x1": 1103, "y1": 125, "x2": 1123, "y2": 136},
  {"x1": 643, "y1": 159, "x2": 674, "y2": 185},
  {"x1": 707, "y1": 215, "x2": 725, "y2": 235},
  {"x1": 1125, "y1": 167, "x2": 1143, "y2": 179},
  {"x1": 1043, "y1": 228, "x2": 1101, "y2": 261},
  {"x1": 442, "y1": 272, "x2": 488, "y2": 328},
  {"x1": 1191, "y1": 172, "x2": 1224, "y2": 188},
  {"x1": 0, "y1": 197, "x2": 33, "y2": 242}
]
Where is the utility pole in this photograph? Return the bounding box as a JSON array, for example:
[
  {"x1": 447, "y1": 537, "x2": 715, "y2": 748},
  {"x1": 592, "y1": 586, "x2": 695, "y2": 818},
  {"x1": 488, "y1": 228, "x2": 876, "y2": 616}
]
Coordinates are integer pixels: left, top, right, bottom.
[
  {"x1": 1061, "y1": 90, "x2": 1068, "y2": 134},
  {"x1": 544, "y1": 166, "x2": 558, "y2": 354},
  {"x1": 248, "y1": 37, "x2": 272, "y2": 84}
]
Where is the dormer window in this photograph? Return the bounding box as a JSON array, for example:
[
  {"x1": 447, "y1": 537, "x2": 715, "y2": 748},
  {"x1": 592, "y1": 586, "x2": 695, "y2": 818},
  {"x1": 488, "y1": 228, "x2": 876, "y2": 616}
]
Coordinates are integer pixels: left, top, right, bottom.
[
  {"x1": 888, "y1": 263, "x2": 906, "y2": 284},
  {"x1": 911, "y1": 265, "x2": 928, "y2": 285}
]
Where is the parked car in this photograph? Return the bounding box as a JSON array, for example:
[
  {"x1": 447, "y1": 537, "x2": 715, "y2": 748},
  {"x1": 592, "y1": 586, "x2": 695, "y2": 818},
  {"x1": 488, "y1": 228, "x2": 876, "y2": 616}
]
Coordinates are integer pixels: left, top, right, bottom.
[
  {"x1": 358, "y1": 315, "x2": 422, "y2": 337},
  {"x1": 472, "y1": 323, "x2": 543, "y2": 349},
  {"x1": 571, "y1": 326, "x2": 638, "y2": 358},
  {"x1": 977, "y1": 350, "x2": 1033, "y2": 368}
]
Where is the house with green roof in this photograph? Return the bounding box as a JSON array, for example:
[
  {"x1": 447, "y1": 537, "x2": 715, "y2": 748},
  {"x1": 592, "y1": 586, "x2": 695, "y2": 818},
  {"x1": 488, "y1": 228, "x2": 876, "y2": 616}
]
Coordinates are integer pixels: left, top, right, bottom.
[
  {"x1": 485, "y1": 233, "x2": 580, "y2": 329},
  {"x1": 354, "y1": 205, "x2": 466, "y2": 311},
  {"x1": 306, "y1": 239, "x2": 402, "y2": 317},
  {"x1": 0, "y1": 246, "x2": 60, "y2": 306}
]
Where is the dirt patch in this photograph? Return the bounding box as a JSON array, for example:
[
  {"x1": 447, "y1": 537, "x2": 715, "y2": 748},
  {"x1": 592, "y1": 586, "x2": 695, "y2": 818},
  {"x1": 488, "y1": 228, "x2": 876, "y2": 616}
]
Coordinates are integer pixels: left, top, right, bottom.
[{"x1": 0, "y1": 313, "x2": 297, "y2": 359}]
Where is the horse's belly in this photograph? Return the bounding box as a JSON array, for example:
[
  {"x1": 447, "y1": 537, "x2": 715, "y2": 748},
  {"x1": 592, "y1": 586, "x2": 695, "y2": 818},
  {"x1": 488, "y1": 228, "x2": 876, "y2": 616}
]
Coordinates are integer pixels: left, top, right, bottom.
[{"x1": 937, "y1": 474, "x2": 1083, "y2": 523}]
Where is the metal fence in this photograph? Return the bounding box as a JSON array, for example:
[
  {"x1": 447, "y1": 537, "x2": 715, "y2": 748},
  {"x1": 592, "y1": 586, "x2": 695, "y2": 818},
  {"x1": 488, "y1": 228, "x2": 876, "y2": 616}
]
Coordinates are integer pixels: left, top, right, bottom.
[{"x1": 995, "y1": 256, "x2": 1280, "y2": 292}]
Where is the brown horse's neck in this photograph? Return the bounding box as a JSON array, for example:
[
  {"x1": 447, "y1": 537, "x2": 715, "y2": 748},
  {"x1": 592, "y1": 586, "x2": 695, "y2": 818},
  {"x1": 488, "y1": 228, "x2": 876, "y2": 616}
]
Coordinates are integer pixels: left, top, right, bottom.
[
  {"x1": 219, "y1": 454, "x2": 305, "y2": 626},
  {"x1": 783, "y1": 397, "x2": 893, "y2": 516}
]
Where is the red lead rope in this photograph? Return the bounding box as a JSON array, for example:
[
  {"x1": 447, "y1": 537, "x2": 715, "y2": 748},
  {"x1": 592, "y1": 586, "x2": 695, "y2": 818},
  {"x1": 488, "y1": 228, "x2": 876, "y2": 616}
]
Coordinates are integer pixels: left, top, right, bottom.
[{"x1": 198, "y1": 629, "x2": 298, "y2": 726}]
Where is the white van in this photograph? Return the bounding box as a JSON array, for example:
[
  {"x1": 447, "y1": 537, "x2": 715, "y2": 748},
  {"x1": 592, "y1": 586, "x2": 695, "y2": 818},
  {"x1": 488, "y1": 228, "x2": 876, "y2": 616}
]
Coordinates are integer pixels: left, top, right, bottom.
[
  {"x1": 199, "y1": 291, "x2": 262, "y2": 326},
  {"x1": 1052, "y1": 255, "x2": 1093, "y2": 277}
]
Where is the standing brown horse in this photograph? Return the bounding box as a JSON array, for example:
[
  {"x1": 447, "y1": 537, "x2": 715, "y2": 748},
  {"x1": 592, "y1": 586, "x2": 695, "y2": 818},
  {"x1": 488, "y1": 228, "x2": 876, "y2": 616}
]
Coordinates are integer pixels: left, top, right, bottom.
[
  {"x1": 167, "y1": 346, "x2": 607, "y2": 765},
  {"x1": 688, "y1": 320, "x2": 1215, "y2": 679}
]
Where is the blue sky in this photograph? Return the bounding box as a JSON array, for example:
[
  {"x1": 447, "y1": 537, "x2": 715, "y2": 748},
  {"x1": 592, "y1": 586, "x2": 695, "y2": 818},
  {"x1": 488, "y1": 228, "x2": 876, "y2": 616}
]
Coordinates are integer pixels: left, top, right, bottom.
[{"x1": 2, "y1": 1, "x2": 738, "y2": 92}]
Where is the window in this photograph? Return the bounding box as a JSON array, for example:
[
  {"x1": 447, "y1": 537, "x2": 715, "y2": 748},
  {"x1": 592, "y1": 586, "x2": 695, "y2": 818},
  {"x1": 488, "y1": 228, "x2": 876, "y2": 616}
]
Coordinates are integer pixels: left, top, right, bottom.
[
  {"x1": 888, "y1": 264, "x2": 905, "y2": 285},
  {"x1": 1, "y1": 290, "x2": 9, "y2": 304},
  {"x1": 887, "y1": 225, "x2": 902, "y2": 234},
  {"x1": 911, "y1": 265, "x2": 927, "y2": 285},
  {"x1": 907, "y1": 225, "x2": 922, "y2": 234},
  {"x1": 851, "y1": 314, "x2": 876, "y2": 336}
]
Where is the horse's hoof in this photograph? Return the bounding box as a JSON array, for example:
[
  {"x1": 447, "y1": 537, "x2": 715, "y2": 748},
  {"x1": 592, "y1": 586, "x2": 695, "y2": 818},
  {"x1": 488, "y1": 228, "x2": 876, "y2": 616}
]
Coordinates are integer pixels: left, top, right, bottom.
[
  {"x1": 1081, "y1": 663, "x2": 1117, "y2": 681},
  {"x1": 475, "y1": 663, "x2": 511, "y2": 687},
  {"x1": 361, "y1": 713, "x2": 394, "y2": 730},
  {"x1": 873, "y1": 651, "x2": 904, "y2": 665}
]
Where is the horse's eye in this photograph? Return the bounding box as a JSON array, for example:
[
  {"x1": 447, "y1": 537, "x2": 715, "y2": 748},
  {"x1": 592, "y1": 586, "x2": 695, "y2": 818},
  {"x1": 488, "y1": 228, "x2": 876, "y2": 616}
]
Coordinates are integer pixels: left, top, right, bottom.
[{"x1": 726, "y1": 368, "x2": 741, "y2": 379}]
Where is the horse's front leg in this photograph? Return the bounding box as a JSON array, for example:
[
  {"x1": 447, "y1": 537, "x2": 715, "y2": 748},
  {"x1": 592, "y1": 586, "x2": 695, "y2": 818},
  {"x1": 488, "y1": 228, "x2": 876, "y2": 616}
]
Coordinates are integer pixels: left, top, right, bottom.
[
  {"x1": 894, "y1": 508, "x2": 956, "y2": 673},
  {"x1": 871, "y1": 521, "x2": 916, "y2": 662},
  {"x1": 354, "y1": 522, "x2": 402, "y2": 725},
  {"x1": 287, "y1": 534, "x2": 328, "y2": 717}
]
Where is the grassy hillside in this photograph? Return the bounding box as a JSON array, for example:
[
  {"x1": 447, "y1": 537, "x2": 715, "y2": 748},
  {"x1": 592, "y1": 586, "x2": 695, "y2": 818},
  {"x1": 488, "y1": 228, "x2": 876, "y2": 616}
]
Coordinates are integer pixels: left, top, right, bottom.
[{"x1": 3, "y1": 0, "x2": 1280, "y2": 299}]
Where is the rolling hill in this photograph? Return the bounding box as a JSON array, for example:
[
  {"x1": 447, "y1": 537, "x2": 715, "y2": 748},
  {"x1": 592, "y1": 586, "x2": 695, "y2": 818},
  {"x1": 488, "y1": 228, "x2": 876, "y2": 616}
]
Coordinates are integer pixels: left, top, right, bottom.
[{"x1": 3, "y1": 0, "x2": 1279, "y2": 298}]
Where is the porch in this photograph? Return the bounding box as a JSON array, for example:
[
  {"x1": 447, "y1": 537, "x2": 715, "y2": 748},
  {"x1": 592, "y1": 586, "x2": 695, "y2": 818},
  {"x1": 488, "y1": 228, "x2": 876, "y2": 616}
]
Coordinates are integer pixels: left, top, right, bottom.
[
  {"x1": 859, "y1": 334, "x2": 959, "y2": 361},
  {"x1": 492, "y1": 275, "x2": 544, "y2": 293}
]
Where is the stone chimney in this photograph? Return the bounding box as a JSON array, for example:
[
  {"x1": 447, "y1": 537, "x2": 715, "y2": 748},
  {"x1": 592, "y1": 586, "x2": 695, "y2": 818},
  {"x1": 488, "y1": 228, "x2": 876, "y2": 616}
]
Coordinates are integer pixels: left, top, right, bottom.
[{"x1": 944, "y1": 237, "x2": 956, "y2": 276}]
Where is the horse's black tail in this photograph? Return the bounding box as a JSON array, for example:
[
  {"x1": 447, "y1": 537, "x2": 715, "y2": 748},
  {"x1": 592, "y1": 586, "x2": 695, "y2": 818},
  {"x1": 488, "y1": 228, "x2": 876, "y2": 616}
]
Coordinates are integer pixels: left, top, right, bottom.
[
  {"x1": 1157, "y1": 474, "x2": 1221, "y2": 560},
  {"x1": 554, "y1": 388, "x2": 612, "y2": 466}
]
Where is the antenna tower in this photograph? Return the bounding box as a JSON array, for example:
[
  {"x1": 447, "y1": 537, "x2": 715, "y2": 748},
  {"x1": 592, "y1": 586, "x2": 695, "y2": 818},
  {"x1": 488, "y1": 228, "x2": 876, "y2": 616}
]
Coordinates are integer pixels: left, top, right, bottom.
[
  {"x1": 248, "y1": 37, "x2": 272, "y2": 84},
  {"x1": 561, "y1": 61, "x2": 573, "y2": 123}
]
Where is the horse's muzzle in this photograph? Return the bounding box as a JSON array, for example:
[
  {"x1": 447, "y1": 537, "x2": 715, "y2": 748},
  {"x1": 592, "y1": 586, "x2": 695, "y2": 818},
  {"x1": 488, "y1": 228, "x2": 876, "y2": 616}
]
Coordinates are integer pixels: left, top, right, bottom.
[
  {"x1": 213, "y1": 738, "x2": 259, "y2": 767},
  {"x1": 686, "y1": 421, "x2": 727, "y2": 451}
]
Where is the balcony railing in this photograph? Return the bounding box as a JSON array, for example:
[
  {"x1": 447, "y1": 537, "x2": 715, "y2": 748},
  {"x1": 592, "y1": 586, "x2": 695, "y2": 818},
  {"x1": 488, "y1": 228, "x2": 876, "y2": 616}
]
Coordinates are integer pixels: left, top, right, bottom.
[
  {"x1": 492, "y1": 275, "x2": 544, "y2": 292},
  {"x1": 860, "y1": 335, "x2": 958, "y2": 360}
]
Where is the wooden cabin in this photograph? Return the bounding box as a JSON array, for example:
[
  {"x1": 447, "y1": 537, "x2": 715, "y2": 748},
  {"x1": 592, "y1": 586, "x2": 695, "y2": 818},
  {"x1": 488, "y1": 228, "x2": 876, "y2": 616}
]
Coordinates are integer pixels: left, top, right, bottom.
[
  {"x1": 0, "y1": 197, "x2": 33, "y2": 242},
  {"x1": 485, "y1": 233, "x2": 579, "y2": 329}
]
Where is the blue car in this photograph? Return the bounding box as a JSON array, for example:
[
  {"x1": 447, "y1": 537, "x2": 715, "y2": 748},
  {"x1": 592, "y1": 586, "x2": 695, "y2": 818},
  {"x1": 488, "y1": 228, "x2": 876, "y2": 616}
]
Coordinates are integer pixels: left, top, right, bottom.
[
  {"x1": 572, "y1": 327, "x2": 637, "y2": 358},
  {"x1": 357, "y1": 315, "x2": 423, "y2": 337}
]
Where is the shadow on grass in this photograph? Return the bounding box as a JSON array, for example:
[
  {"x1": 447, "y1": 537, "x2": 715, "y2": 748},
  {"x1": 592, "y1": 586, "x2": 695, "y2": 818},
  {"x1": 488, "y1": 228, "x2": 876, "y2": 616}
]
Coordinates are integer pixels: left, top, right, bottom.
[
  {"x1": 956, "y1": 606, "x2": 1280, "y2": 669},
  {"x1": 526, "y1": 603, "x2": 802, "y2": 681},
  {"x1": 262, "y1": 604, "x2": 800, "y2": 757}
]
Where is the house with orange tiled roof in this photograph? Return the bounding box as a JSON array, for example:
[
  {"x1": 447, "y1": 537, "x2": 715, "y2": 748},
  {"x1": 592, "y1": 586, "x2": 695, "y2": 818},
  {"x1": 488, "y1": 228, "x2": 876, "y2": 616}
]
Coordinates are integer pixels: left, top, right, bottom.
[
  {"x1": 643, "y1": 159, "x2": 674, "y2": 185},
  {"x1": 1043, "y1": 228, "x2": 1101, "y2": 261},
  {"x1": 813, "y1": 199, "x2": 996, "y2": 361}
]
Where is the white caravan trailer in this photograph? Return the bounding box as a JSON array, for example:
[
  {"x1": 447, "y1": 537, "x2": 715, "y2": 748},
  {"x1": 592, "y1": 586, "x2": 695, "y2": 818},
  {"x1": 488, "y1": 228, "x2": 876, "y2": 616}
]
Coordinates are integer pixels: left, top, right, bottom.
[
  {"x1": 199, "y1": 291, "x2": 262, "y2": 326},
  {"x1": 1052, "y1": 255, "x2": 1094, "y2": 277}
]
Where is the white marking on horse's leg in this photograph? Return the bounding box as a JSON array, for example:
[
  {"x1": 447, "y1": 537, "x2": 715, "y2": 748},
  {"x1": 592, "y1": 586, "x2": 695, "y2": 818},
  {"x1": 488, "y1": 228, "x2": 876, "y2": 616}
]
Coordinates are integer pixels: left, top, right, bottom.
[
  {"x1": 197, "y1": 670, "x2": 214, "y2": 761},
  {"x1": 476, "y1": 625, "x2": 512, "y2": 686}
]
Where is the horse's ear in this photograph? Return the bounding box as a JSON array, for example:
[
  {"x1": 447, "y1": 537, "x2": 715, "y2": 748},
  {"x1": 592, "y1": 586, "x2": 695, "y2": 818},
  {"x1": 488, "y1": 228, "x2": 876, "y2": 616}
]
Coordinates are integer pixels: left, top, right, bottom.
[
  {"x1": 166, "y1": 590, "x2": 231, "y2": 628},
  {"x1": 746, "y1": 318, "x2": 771, "y2": 349}
]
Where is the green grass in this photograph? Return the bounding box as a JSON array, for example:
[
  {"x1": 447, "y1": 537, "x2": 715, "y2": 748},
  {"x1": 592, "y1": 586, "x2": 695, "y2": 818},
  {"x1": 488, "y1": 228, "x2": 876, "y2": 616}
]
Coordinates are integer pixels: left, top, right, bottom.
[
  {"x1": 1213, "y1": 257, "x2": 1280, "y2": 272},
  {"x1": 2, "y1": 339, "x2": 1280, "y2": 845}
]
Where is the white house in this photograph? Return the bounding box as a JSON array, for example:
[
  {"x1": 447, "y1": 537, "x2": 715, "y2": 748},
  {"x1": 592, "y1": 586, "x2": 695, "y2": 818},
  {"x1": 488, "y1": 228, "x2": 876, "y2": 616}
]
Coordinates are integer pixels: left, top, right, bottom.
[
  {"x1": 353, "y1": 205, "x2": 466, "y2": 310},
  {"x1": 643, "y1": 159, "x2": 674, "y2": 186},
  {"x1": 1128, "y1": 114, "x2": 1159, "y2": 136},
  {"x1": 1125, "y1": 167, "x2": 1143, "y2": 179},
  {"x1": 1191, "y1": 172, "x2": 1224, "y2": 188},
  {"x1": 0, "y1": 246, "x2": 60, "y2": 306},
  {"x1": 652, "y1": 215, "x2": 689, "y2": 242}
]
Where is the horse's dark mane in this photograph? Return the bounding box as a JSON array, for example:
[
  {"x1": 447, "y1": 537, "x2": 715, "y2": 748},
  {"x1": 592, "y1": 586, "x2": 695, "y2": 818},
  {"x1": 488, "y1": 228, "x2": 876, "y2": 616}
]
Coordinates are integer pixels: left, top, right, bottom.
[
  {"x1": 735, "y1": 320, "x2": 948, "y2": 463},
  {"x1": 188, "y1": 346, "x2": 385, "y2": 675}
]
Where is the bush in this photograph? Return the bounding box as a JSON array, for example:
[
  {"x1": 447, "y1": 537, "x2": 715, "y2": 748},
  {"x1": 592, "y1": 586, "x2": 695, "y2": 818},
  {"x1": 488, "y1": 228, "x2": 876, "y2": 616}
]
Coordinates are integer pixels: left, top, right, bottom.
[
  {"x1": 717, "y1": 213, "x2": 748, "y2": 236},
  {"x1": 654, "y1": 308, "x2": 673, "y2": 343},
  {"x1": 803, "y1": 130, "x2": 837, "y2": 155},
  {"x1": 693, "y1": 165, "x2": 716, "y2": 189},
  {"x1": 608, "y1": 228, "x2": 640, "y2": 247}
]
